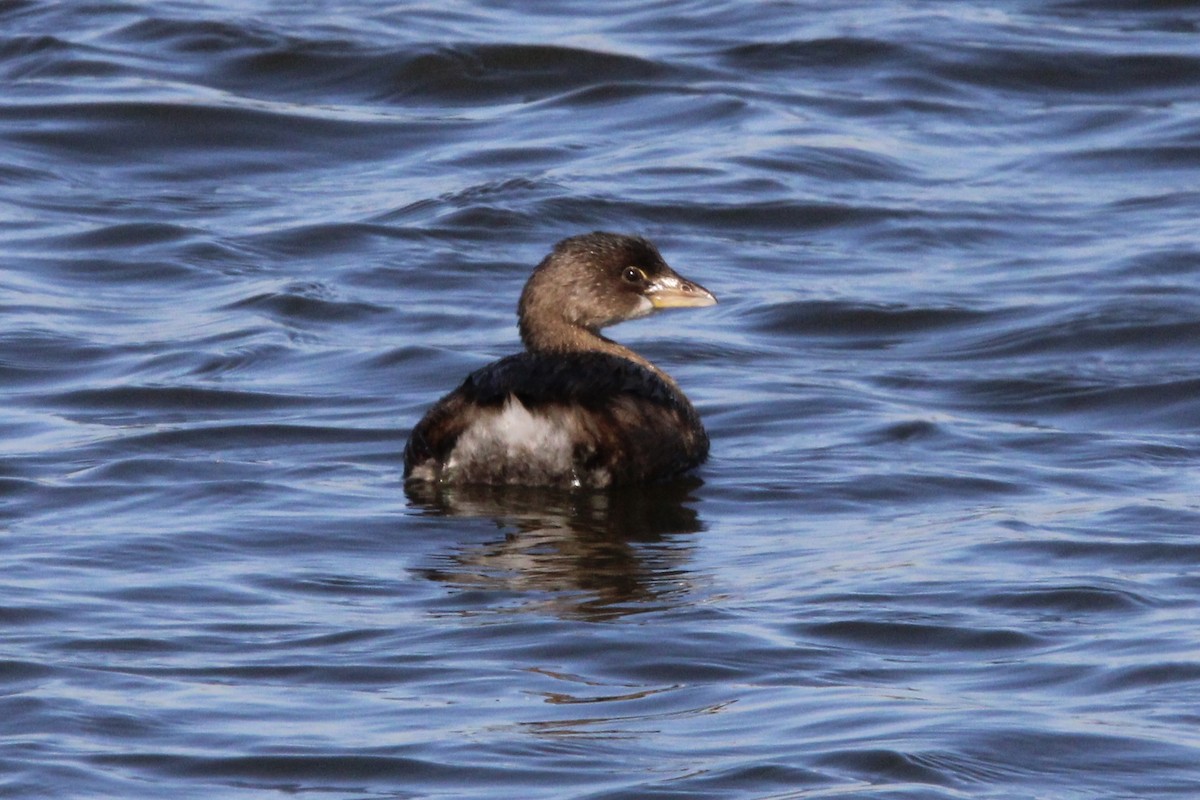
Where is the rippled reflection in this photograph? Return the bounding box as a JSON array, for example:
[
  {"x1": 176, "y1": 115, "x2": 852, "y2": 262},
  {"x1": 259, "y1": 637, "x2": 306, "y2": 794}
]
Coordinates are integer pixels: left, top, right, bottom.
[{"x1": 406, "y1": 480, "x2": 705, "y2": 619}]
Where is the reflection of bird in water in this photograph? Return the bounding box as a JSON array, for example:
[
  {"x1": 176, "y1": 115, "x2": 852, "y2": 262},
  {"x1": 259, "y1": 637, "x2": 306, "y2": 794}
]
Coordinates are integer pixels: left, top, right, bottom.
[
  {"x1": 405, "y1": 232, "x2": 716, "y2": 488},
  {"x1": 406, "y1": 481, "x2": 705, "y2": 620}
]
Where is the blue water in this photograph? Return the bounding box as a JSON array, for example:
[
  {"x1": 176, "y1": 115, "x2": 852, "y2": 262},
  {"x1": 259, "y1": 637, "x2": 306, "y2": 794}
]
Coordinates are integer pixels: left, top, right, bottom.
[{"x1": 4, "y1": 1, "x2": 1200, "y2": 797}]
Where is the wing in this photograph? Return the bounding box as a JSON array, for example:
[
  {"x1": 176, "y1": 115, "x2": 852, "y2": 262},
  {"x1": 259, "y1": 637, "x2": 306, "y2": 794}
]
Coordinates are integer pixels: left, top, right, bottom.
[{"x1": 403, "y1": 352, "x2": 706, "y2": 485}]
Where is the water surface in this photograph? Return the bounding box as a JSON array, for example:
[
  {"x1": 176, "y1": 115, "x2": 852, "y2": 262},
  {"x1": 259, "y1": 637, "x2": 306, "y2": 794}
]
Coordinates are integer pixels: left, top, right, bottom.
[{"x1": 3, "y1": 1, "x2": 1200, "y2": 798}]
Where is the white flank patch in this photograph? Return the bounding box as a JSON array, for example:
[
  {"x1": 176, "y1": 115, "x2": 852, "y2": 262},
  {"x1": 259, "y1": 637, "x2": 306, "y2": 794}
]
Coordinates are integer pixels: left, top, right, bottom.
[{"x1": 447, "y1": 395, "x2": 575, "y2": 478}]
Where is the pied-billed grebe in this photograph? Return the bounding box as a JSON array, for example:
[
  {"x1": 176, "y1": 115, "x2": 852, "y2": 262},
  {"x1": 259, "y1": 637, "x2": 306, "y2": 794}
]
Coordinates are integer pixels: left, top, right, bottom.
[{"x1": 404, "y1": 232, "x2": 716, "y2": 488}]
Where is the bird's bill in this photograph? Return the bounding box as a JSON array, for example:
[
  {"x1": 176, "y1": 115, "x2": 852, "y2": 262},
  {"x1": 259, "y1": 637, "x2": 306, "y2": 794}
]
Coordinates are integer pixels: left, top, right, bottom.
[{"x1": 646, "y1": 272, "x2": 717, "y2": 309}]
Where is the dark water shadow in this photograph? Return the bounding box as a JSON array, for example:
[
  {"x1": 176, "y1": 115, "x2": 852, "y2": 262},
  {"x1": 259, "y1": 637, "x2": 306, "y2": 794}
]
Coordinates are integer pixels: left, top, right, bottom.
[{"x1": 405, "y1": 480, "x2": 706, "y2": 620}]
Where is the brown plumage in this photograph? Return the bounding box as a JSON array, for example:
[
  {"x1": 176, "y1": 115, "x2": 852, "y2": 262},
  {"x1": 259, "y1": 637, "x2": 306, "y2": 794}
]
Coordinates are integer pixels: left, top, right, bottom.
[{"x1": 404, "y1": 232, "x2": 716, "y2": 488}]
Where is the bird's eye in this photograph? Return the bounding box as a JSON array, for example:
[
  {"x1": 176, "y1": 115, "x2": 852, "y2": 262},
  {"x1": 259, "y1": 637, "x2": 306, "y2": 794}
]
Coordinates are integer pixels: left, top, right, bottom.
[{"x1": 623, "y1": 266, "x2": 646, "y2": 284}]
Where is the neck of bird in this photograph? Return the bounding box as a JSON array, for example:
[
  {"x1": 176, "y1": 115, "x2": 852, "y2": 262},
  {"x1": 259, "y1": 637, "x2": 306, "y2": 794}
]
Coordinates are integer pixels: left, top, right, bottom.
[{"x1": 519, "y1": 316, "x2": 681, "y2": 394}]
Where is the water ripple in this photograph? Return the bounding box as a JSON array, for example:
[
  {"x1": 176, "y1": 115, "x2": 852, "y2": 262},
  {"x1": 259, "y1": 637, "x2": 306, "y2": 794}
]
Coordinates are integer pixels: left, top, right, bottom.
[{"x1": 4, "y1": 2, "x2": 1200, "y2": 799}]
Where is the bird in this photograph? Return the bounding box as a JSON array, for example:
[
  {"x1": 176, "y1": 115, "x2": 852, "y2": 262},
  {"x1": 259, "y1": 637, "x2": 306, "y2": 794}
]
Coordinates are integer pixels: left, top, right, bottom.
[{"x1": 404, "y1": 231, "x2": 716, "y2": 488}]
